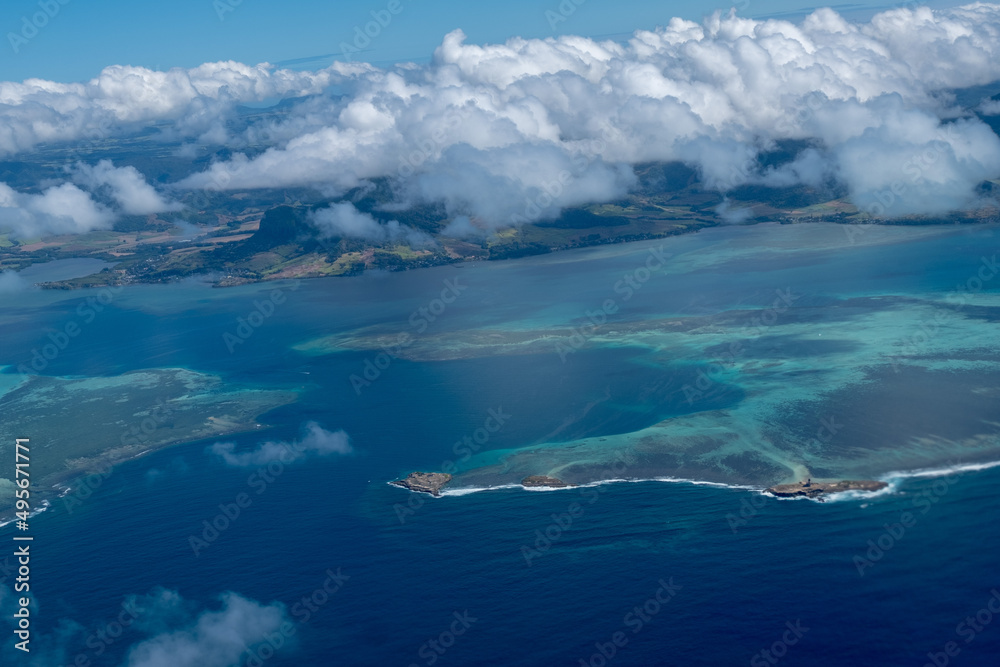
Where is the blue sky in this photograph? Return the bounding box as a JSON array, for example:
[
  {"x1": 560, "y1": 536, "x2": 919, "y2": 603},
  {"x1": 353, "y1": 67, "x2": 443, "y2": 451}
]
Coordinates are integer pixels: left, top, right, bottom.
[{"x1": 0, "y1": 0, "x2": 961, "y2": 82}]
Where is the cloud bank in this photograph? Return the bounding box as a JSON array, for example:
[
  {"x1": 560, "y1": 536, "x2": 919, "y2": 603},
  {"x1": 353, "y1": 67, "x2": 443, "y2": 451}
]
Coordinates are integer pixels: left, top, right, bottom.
[
  {"x1": 177, "y1": 4, "x2": 1000, "y2": 224},
  {"x1": 3, "y1": 4, "x2": 1000, "y2": 235},
  {"x1": 0, "y1": 61, "x2": 343, "y2": 155},
  {"x1": 73, "y1": 160, "x2": 180, "y2": 215},
  {"x1": 210, "y1": 422, "x2": 352, "y2": 467},
  {"x1": 0, "y1": 161, "x2": 178, "y2": 238},
  {"x1": 0, "y1": 181, "x2": 112, "y2": 238}
]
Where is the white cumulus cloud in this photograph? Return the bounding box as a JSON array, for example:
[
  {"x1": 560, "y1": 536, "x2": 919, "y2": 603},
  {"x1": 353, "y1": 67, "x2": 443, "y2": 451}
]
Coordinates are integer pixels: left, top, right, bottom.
[
  {"x1": 981, "y1": 98, "x2": 1000, "y2": 115},
  {"x1": 210, "y1": 422, "x2": 352, "y2": 467},
  {"x1": 0, "y1": 60, "x2": 348, "y2": 155},
  {"x1": 73, "y1": 160, "x2": 180, "y2": 215},
  {"x1": 123, "y1": 590, "x2": 289, "y2": 667},
  {"x1": 173, "y1": 4, "x2": 1000, "y2": 225},
  {"x1": 4, "y1": 5, "x2": 1000, "y2": 232},
  {"x1": 0, "y1": 160, "x2": 180, "y2": 238},
  {"x1": 0, "y1": 181, "x2": 113, "y2": 238},
  {"x1": 310, "y1": 202, "x2": 433, "y2": 246}
]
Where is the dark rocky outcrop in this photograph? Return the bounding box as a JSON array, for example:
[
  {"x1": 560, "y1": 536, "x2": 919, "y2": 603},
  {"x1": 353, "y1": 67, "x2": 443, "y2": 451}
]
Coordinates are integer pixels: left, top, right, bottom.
[
  {"x1": 521, "y1": 475, "x2": 572, "y2": 488},
  {"x1": 244, "y1": 206, "x2": 312, "y2": 250},
  {"x1": 765, "y1": 479, "x2": 888, "y2": 499},
  {"x1": 391, "y1": 472, "x2": 452, "y2": 496}
]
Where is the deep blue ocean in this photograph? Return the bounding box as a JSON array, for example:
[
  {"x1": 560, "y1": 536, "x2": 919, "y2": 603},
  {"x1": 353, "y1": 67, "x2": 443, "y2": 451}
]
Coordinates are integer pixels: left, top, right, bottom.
[{"x1": 2, "y1": 223, "x2": 1000, "y2": 666}]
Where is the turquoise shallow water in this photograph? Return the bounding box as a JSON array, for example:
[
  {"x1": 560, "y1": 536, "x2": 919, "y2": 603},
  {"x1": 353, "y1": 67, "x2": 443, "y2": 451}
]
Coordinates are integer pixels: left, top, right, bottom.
[{"x1": 1, "y1": 222, "x2": 999, "y2": 665}]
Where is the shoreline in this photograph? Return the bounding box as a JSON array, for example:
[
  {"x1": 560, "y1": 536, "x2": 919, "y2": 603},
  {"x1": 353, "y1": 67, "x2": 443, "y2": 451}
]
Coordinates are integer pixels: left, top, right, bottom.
[
  {"x1": 0, "y1": 420, "x2": 285, "y2": 526},
  {"x1": 387, "y1": 458, "x2": 1000, "y2": 502},
  {"x1": 6, "y1": 448, "x2": 998, "y2": 530},
  {"x1": 26, "y1": 223, "x2": 714, "y2": 291},
  {"x1": 20, "y1": 218, "x2": 1000, "y2": 292}
]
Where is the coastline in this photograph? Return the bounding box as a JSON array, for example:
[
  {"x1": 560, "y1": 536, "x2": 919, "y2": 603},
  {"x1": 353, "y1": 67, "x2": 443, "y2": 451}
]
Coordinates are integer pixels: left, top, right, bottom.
[
  {"x1": 0, "y1": 368, "x2": 298, "y2": 523},
  {"x1": 8, "y1": 435, "x2": 1000, "y2": 530},
  {"x1": 0, "y1": 421, "x2": 288, "y2": 526},
  {"x1": 18, "y1": 217, "x2": 1000, "y2": 292},
  {"x1": 25, "y1": 223, "x2": 715, "y2": 291},
  {"x1": 387, "y1": 458, "x2": 1000, "y2": 503}
]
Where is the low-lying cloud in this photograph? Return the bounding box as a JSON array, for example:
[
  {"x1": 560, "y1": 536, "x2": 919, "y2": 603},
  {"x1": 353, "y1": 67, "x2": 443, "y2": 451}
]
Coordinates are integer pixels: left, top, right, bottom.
[
  {"x1": 310, "y1": 202, "x2": 433, "y2": 246},
  {"x1": 210, "y1": 422, "x2": 352, "y2": 467},
  {"x1": 73, "y1": 160, "x2": 180, "y2": 216},
  {"x1": 122, "y1": 589, "x2": 289, "y2": 667},
  {"x1": 0, "y1": 161, "x2": 179, "y2": 239},
  {"x1": 0, "y1": 269, "x2": 29, "y2": 293},
  {"x1": 0, "y1": 181, "x2": 113, "y2": 238},
  {"x1": 0, "y1": 585, "x2": 289, "y2": 667}
]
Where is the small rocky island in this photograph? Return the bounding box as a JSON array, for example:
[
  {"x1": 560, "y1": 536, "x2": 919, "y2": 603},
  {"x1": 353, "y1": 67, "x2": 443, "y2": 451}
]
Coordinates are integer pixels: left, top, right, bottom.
[
  {"x1": 521, "y1": 475, "x2": 573, "y2": 488},
  {"x1": 391, "y1": 472, "x2": 452, "y2": 496},
  {"x1": 765, "y1": 479, "x2": 888, "y2": 499}
]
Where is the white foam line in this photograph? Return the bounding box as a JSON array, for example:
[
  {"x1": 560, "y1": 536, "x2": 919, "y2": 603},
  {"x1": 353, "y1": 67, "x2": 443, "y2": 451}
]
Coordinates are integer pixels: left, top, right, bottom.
[
  {"x1": 390, "y1": 476, "x2": 762, "y2": 497},
  {"x1": 648, "y1": 477, "x2": 759, "y2": 490},
  {"x1": 0, "y1": 500, "x2": 51, "y2": 529},
  {"x1": 388, "y1": 460, "x2": 1000, "y2": 501},
  {"x1": 385, "y1": 481, "x2": 524, "y2": 497},
  {"x1": 439, "y1": 484, "x2": 522, "y2": 496},
  {"x1": 808, "y1": 481, "x2": 901, "y2": 503},
  {"x1": 879, "y1": 459, "x2": 1000, "y2": 481}
]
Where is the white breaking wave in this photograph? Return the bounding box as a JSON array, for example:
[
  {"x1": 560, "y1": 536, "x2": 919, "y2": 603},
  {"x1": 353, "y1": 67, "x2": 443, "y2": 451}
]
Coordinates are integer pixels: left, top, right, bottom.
[
  {"x1": 387, "y1": 458, "x2": 1000, "y2": 501},
  {"x1": 0, "y1": 498, "x2": 51, "y2": 528},
  {"x1": 878, "y1": 459, "x2": 1000, "y2": 481}
]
